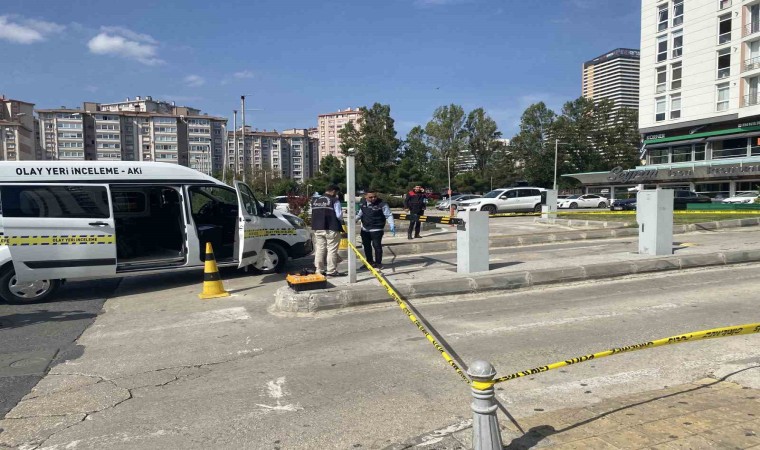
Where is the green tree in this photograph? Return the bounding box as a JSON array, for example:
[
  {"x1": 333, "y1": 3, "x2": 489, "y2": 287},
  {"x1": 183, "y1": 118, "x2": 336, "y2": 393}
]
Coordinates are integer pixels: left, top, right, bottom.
[
  {"x1": 393, "y1": 126, "x2": 433, "y2": 192},
  {"x1": 509, "y1": 102, "x2": 557, "y2": 188},
  {"x1": 425, "y1": 104, "x2": 466, "y2": 180},
  {"x1": 464, "y1": 108, "x2": 502, "y2": 175}
]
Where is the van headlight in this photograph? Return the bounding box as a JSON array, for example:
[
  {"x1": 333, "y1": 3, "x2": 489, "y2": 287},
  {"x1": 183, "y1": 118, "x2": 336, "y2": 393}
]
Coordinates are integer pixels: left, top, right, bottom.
[{"x1": 283, "y1": 214, "x2": 306, "y2": 229}]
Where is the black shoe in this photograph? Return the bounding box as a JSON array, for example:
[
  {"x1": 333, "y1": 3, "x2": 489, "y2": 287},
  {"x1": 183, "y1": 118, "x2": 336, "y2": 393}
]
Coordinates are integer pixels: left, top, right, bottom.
[
  {"x1": 414, "y1": 235, "x2": 421, "y2": 239},
  {"x1": 407, "y1": 236, "x2": 413, "y2": 240},
  {"x1": 325, "y1": 271, "x2": 345, "y2": 277},
  {"x1": 359, "y1": 265, "x2": 370, "y2": 271},
  {"x1": 372, "y1": 263, "x2": 383, "y2": 270}
]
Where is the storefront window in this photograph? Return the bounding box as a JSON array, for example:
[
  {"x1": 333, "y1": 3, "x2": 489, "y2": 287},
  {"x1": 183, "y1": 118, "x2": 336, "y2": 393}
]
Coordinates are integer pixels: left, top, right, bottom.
[
  {"x1": 649, "y1": 148, "x2": 670, "y2": 164},
  {"x1": 751, "y1": 137, "x2": 760, "y2": 156},
  {"x1": 712, "y1": 138, "x2": 748, "y2": 159},
  {"x1": 736, "y1": 181, "x2": 760, "y2": 192},
  {"x1": 695, "y1": 182, "x2": 730, "y2": 200},
  {"x1": 671, "y1": 145, "x2": 692, "y2": 162},
  {"x1": 694, "y1": 144, "x2": 706, "y2": 161},
  {"x1": 612, "y1": 186, "x2": 638, "y2": 200}
]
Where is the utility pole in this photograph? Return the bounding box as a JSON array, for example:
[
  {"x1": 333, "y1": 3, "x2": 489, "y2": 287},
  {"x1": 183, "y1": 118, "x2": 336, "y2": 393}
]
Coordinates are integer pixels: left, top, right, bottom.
[
  {"x1": 241, "y1": 96, "x2": 246, "y2": 183},
  {"x1": 233, "y1": 110, "x2": 238, "y2": 180}
]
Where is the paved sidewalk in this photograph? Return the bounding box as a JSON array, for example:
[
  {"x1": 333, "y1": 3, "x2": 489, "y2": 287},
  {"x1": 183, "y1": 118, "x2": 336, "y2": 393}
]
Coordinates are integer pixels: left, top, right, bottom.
[
  {"x1": 391, "y1": 378, "x2": 760, "y2": 449},
  {"x1": 277, "y1": 226, "x2": 760, "y2": 313}
]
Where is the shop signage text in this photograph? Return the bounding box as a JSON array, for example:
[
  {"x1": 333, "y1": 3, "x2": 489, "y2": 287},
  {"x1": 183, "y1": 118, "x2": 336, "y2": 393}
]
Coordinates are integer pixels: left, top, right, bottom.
[{"x1": 607, "y1": 163, "x2": 760, "y2": 183}]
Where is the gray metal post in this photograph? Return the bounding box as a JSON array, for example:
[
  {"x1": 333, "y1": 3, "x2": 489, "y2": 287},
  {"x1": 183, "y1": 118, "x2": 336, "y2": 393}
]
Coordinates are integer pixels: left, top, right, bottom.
[
  {"x1": 457, "y1": 210, "x2": 489, "y2": 273},
  {"x1": 346, "y1": 150, "x2": 357, "y2": 283},
  {"x1": 233, "y1": 110, "x2": 238, "y2": 179},
  {"x1": 468, "y1": 360, "x2": 503, "y2": 450},
  {"x1": 240, "y1": 97, "x2": 246, "y2": 183}
]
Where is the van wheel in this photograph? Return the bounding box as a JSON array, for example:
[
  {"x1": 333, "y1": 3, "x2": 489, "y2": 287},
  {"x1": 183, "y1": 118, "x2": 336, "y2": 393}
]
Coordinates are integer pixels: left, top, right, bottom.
[
  {"x1": 481, "y1": 205, "x2": 496, "y2": 215},
  {"x1": 253, "y1": 242, "x2": 288, "y2": 274},
  {"x1": 0, "y1": 268, "x2": 61, "y2": 305},
  {"x1": 533, "y1": 204, "x2": 542, "y2": 213}
]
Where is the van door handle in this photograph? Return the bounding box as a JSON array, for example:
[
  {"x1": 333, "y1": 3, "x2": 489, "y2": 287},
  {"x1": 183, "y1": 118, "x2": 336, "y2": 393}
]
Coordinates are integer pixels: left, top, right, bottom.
[{"x1": 89, "y1": 221, "x2": 108, "y2": 227}]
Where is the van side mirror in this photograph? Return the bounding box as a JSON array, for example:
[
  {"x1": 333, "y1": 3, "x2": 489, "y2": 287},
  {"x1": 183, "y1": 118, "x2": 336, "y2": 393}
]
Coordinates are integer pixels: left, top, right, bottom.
[{"x1": 261, "y1": 200, "x2": 274, "y2": 216}]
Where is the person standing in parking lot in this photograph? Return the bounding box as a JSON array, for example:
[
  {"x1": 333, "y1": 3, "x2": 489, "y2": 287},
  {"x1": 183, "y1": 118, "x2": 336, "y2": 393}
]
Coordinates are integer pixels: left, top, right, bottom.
[
  {"x1": 403, "y1": 185, "x2": 427, "y2": 239},
  {"x1": 311, "y1": 185, "x2": 344, "y2": 276},
  {"x1": 356, "y1": 190, "x2": 395, "y2": 269}
]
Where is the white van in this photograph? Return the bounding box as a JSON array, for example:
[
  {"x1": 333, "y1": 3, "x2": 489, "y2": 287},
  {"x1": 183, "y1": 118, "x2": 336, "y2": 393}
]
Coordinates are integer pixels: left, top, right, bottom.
[{"x1": 0, "y1": 162, "x2": 313, "y2": 304}]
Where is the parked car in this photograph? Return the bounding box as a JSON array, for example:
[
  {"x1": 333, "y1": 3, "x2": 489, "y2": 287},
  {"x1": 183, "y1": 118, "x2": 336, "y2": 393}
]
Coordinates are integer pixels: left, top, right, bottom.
[
  {"x1": 458, "y1": 187, "x2": 545, "y2": 214},
  {"x1": 436, "y1": 194, "x2": 481, "y2": 210},
  {"x1": 610, "y1": 198, "x2": 637, "y2": 211},
  {"x1": 721, "y1": 191, "x2": 760, "y2": 204},
  {"x1": 673, "y1": 190, "x2": 711, "y2": 209},
  {"x1": 557, "y1": 194, "x2": 608, "y2": 209},
  {"x1": 609, "y1": 191, "x2": 711, "y2": 211},
  {"x1": 273, "y1": 196, "x2": 291, "y2": 213}
]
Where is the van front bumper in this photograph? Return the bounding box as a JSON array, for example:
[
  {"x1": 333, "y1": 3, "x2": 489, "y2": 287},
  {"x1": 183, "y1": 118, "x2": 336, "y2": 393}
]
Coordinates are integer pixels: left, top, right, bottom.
[{"x1": 290, "y1": 238, "x2": 313, "y2": 259}]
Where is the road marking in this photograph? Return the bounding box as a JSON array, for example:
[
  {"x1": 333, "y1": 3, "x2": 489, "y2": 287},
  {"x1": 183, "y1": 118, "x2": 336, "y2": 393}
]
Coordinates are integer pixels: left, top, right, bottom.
[
  {"x1": 87, "y1": 307, "x2": 251, "y2": 339},
  {"x1": 446, "y1": 303, "x2": 681, "y2": 339},
  {"x1": 414, "y1": 419, "x2": 473, "y2": 447},
  {"x1": 255, "y1": 377, "x2": 303, "y2": 412}
]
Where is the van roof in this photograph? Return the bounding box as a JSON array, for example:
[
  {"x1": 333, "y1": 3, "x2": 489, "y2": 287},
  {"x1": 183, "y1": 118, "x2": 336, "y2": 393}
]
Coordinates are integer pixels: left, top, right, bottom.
[{"x1": 0, "y1": 161, "x2": 223, "y2": 185}]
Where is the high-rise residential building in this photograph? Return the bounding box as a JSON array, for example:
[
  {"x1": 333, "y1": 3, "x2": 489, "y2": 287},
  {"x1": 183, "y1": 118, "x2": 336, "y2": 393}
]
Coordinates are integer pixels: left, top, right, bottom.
[
  {"x1": 227, "y1": 127, "x2": 314, "y2": 182},
  {"x1": 317, "y1": 108, "x2": 362, "y2": 162},
  {"x1": 0, "y1": 96, "x2": 37, "y2": 161},
  {"x1": 582, "y1": 48, "x2": 641, "y2": 110},
  {"x1": 565, "y1": 1, "x2": 760, "y2": 201},
  {"x1": 37, "y1": 96, "x2": 225, "y2": 175}
]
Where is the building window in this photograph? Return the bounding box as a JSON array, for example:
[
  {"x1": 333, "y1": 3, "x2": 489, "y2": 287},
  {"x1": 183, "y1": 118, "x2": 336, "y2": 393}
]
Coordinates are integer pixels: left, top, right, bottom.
[
  {"x1": 670, "y1": 94, "x2": 681, "y2": 119},
  {"x1": 671, "y1": 30, "x2": 683, "y2": 58},
  {"x1": 658, "y1": 3, "x2": 669, "y2": 31},
  {"x1": 712, "y1": 137, "x2": 748, "y2": 159},
  {"x1": 719, "y1": 14, "x2": 731, "y2": 44},
  {"x1": 656, "y1": 66, "x2": 667, "y2": 93},
  {"x1": 749, "y1": 4, "x2": 760, "y2": 37},
  {"x1": 657, "y1": 35, "x2": 668, "y2": 62},
  {"x1": 718, "y1": 0, "x2": 731, "y2": 10},
  {"x1": 656, "y1": 97, "x2": 667, "y2": 121},
  {"x1": 694, "y1": 143, "x2": 706, "y2": 161},
  {"x1": 671, "y1": 62, "x2": 682, "y2": 89},
  {"x1": 672, "y1": 145, "x2": 692, "y2": 163},
  {"x1": 717, "y1": 83, "x2": 730, "y2": 110},
  {"x1": 649, "y1": 148, "x2": 669, "y2": 164},
  {"x1": 746, "y1": 76, "x2": 760, "y2": 106},
  {"x1": 717, "y1": 48, "x2": 731, "y2": 78},
  {"x1": 673, "y1": 0, "x2": 683, "y2": 26}
]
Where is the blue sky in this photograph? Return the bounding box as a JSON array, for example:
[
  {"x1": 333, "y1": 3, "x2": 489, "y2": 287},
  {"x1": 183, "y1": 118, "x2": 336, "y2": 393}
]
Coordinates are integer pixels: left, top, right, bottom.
[{"x1": 2, "y1": 0, "x2": 640, "y2": 138}]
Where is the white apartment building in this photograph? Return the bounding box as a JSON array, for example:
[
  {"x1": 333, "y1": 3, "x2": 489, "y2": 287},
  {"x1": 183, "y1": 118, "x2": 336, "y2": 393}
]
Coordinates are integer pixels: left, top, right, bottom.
[
  {"x1": 0, "y1": 96, "x2": 37, "y2": 161},
  {"x1": 568, "y1": 0, "x2": 760, "y2": 199},
  {"x1": 227, "y1": 128, "x2": 314, "y2": 182},
  {"x1": 582, "y1": 48, "x2": 641, "y2": 110},
  {"x1": 37, "y1": 98, "x2": 225, "y2": 175},
  {"x1": 317, "y1": 108, "x2": 362, "y2": 162}
]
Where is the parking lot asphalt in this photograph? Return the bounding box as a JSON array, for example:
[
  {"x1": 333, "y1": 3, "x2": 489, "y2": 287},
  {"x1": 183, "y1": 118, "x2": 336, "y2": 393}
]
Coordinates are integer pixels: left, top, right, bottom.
[{"x1": 0, "y1": 278, "x2": 121, "y2": 418}]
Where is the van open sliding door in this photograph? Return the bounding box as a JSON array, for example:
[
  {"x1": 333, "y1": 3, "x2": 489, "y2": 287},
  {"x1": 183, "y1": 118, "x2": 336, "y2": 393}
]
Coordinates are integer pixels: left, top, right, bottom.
[
  {"x1": 233, "y1": 181, "x2": 265, "y2": 268},
  {"x1": 0, "y1": 184, "x2": 117, "y2": 282}
]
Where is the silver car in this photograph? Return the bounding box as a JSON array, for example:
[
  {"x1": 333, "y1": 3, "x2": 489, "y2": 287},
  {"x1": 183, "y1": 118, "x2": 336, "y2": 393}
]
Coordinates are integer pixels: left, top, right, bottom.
[{"x1": 437, "y1": 194, "x2": 481, "y2": 210}]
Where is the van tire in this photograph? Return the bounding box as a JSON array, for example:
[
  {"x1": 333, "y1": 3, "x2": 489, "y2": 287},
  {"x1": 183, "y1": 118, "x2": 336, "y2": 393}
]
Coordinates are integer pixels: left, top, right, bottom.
[
  {"x1": 0, "y1": 268, "x2": 61, "y2": 305},
  {"x1": 481, "y1": 205, "x2": 496, "y2": 215},
  {"x1": 253, "y1": 242, "x2": 288, "y2": 274},
  {"x1": 533, "y1": 204, "x2": 542, "y2": 213}
]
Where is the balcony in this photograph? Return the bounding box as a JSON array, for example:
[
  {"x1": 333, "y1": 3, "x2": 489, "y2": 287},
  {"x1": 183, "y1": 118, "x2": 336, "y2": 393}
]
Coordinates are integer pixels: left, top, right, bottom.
[
  {"x1": 742, "y1": 93, "x2": 760, "y2": 107},
  {"x1": 745, "y1": 55, "x2": 760, "y2": 72},
  {"x1": 745, "y1": 21, "x2": 760, "y2": 38}
]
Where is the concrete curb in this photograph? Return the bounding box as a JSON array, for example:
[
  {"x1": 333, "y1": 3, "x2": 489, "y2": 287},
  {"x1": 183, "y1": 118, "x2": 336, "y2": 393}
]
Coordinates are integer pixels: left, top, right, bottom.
[
  {"x1": 383, "y1": 217, "x2": 760, "y2": 257},
  {"x1": 274, "y1": 249, "x2": 760, "y2": 313}
]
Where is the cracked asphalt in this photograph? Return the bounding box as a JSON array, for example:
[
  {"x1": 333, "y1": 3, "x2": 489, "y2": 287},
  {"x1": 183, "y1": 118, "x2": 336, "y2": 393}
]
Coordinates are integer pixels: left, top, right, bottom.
[
  {"x1": 1, "y1": 262, "x2": 759, "y2": 449},
  {"x1": 0, "y1": 278, "x2": 121, "y2": 419}
]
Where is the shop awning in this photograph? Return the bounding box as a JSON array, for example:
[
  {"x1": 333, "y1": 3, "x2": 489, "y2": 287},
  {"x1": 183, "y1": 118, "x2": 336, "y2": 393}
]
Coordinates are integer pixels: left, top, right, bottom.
[
  {"x1": 706, "y1": 131, "x2": 760, "y2": 142},
  {"x1": 645, "y1": 138, "x2": 705, "y2": 148},
  {"x1": 644, "y1": 124, "x2": 760, "y2": 145}
]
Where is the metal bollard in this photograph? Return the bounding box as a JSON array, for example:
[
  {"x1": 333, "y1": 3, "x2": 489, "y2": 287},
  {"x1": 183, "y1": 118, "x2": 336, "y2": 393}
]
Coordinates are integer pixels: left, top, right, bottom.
[{"x1": 468, "y1": 360, "x2": 503, "y2": 450}]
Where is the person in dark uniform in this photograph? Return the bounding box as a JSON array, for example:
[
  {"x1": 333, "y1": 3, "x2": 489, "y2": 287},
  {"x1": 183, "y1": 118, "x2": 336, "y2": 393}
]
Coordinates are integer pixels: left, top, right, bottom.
[
  {"x1": 356, "y1": 190, "x2": 395, "y2": 269},
  {"x1": 310, "y1": 184, "x2": 344, "y2": 276},
  {"x1": 403, "y1": 185, "x2": 427, "y2": 239}
]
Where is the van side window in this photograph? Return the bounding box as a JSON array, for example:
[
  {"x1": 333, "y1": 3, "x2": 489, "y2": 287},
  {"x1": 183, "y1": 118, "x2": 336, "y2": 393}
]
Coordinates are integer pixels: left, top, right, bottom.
[
  {"x1": 505, "y1": 190, "x2": 518, "y2": 198},
  {"x1": 1, "y1": 185, "x2": 109, "y2": 218},
  {"x1": 189, "y1": 186, "x2": 238, "y2": 216}
]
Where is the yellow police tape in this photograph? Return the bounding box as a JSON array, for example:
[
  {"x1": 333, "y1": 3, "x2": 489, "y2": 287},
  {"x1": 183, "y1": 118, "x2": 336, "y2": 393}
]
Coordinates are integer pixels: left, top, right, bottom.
[
  {"x1": 244, "y1": 228, "x2": 298, "y2": 238},
  {"x1": 393, "y1": 213, "x2": 461, "y2": 225},
  {"x1": 471, "y1": 322, "x2": 760, "y2": 390},
  {"x1": 346, "y1": 241, "x2": 470, "y2": 384}
]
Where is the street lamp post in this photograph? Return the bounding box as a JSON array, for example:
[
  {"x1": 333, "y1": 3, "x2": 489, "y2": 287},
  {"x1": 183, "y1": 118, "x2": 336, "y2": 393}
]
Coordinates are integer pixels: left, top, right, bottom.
[{"x1": 553, "y1": 139, "x2": 569, "y2": 192}]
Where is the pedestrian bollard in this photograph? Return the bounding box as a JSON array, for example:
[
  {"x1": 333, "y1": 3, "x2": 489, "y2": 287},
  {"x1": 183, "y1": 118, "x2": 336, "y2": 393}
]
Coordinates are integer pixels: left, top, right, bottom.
[{"x1": 468, "y1": 360, "x2": 503, "y2": 450}]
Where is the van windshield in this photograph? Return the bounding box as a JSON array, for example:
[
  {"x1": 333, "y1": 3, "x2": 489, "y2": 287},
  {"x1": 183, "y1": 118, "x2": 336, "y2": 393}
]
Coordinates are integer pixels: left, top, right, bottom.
[{"x1": 482, "y1": 190, "x2": 504, "y2": 199}]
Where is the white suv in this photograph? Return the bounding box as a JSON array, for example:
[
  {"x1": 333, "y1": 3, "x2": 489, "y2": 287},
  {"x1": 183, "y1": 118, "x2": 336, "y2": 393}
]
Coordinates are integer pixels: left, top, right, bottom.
[{"x1": 458, "y1": 187, "x2": 546, "y2": 214}]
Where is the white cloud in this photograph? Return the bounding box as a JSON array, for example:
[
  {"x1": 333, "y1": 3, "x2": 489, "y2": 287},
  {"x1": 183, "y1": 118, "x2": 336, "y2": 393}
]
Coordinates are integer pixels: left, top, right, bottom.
[
  {"x1": 87, "y1": 26, "x2": 163, "y2": 65},
  {"x1": 0, "y1": 15, "x2": 65, "y2": 44},
  {"x1": 184, "y1": 75, "x2": 205, "y2": 87},
  {"x1": 233, "y1": 70, "x2": 255, "y2": 79}
]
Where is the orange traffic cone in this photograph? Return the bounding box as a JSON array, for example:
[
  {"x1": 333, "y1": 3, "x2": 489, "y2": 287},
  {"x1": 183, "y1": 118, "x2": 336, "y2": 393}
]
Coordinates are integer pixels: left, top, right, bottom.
[{"x1": 199, "y1": 242, "x2": 230, "y2": 299}]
